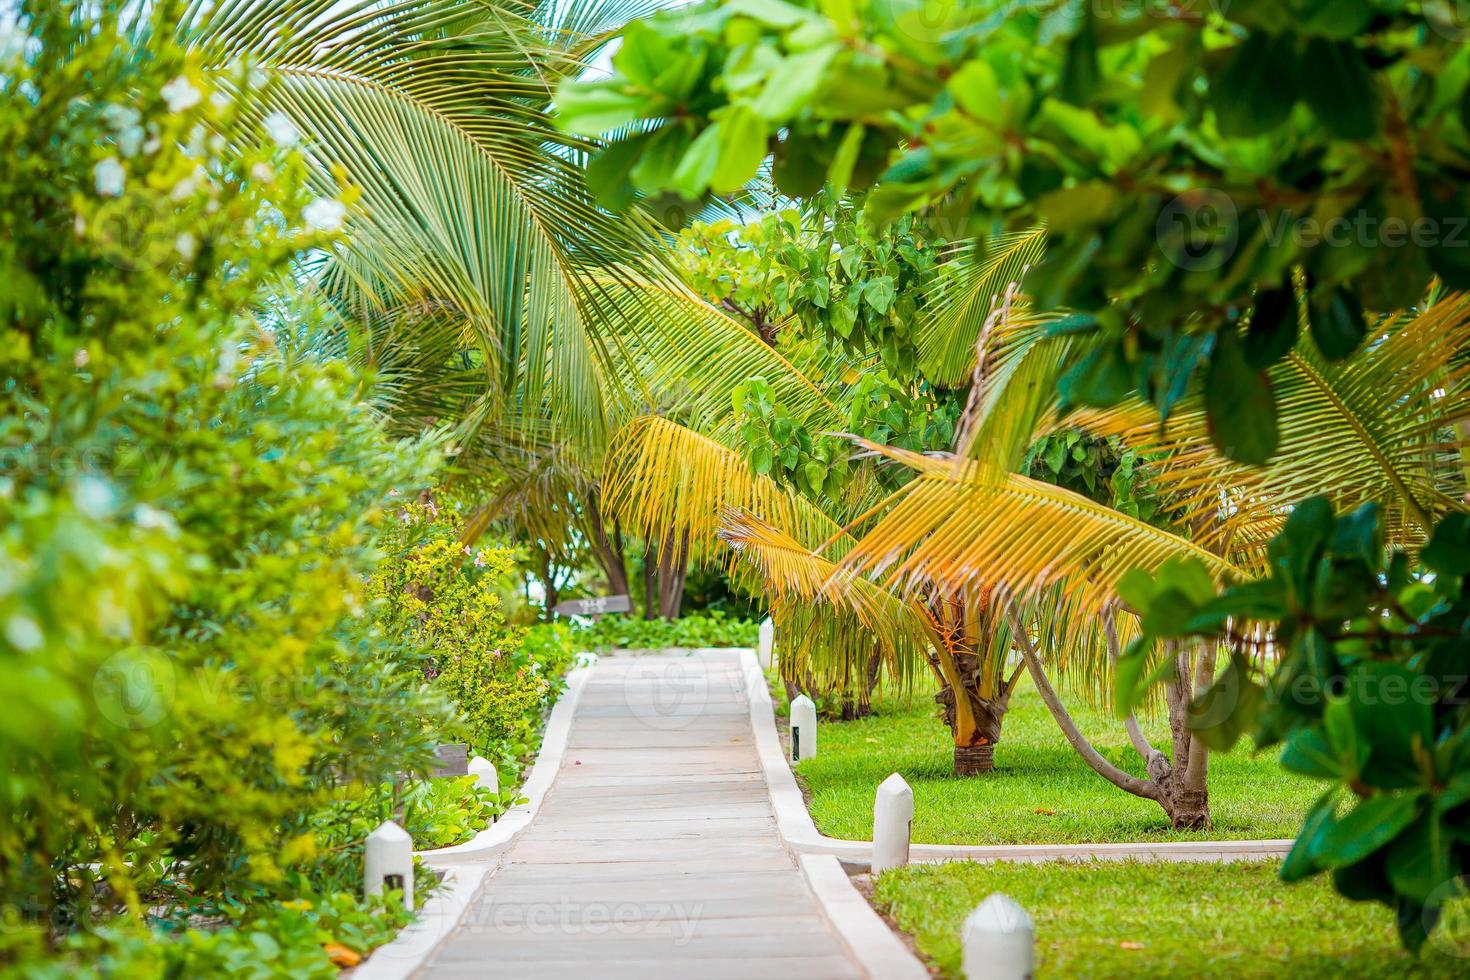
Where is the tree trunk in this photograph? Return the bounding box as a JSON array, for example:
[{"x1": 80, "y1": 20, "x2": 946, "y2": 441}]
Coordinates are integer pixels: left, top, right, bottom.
[
  {"x1": 656, "y1": 528, "x2": 689, "y2": 619},
  {"x1": 585, "y1": 493, "x2": 630, "y2": 596},
  {"x1": 953, "y1": 742, "x2": 995, "y2": 775},
  {"x1": 1007, "y1": 602, "x2": 1216, "y2": 829},
  {"x1": 932, "y1": 618, "x2": 1015, "y2": 776},
  {"x1": 642, "y1": 545, "x2": 657, "y2": 621},
  {"x1": 538, "y1": 548, "x2": 559, "y2": 620}
]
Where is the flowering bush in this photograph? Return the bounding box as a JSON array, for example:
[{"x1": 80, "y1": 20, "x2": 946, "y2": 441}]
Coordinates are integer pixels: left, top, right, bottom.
[
  {"x1": 0, "y1": 1, "x2": 447, "y2": 972},
  {"x1": 368, "y1": 501, "x2": 564, "y2": 770}
]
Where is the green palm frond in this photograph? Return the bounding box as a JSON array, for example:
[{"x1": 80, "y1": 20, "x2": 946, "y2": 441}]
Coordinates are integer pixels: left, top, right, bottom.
[
  {"x1": 1066, "y1": 294, "x2": 1470, "y2": 559},
  {"x1": 184, "y1": 0, "x2": 672, "y2": 444},
  {"x1": 917, "y1": 227, "x2": 1048, "y2": 387}
]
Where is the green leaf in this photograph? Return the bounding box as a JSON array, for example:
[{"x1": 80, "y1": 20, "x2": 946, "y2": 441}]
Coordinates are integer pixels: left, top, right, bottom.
[
  {"x1": 1387, "y1": 810, "x2": 1455, "y2": 905},
  {"x1": 1244, "y1": 285, "x2": 1298, "y2": 369},
  {"x1": 711, "y1": 106, "x2": 769, "y2": 193},
  {"x1": 1210, "y1": 32, "x2": 1298, "y2": 138},
  {"x1": 863, "y1": 276, "x2": 895, "y2": 314},
  {"x1": 1205, "y1": 328, "x2": 1279, "y2": 465},
  {"x1": 1422, "y1": 513, "x2": 1470, "y2": 577},
  {"x1": 1280, "y1": 789, "x2": 1339, "y2": 881},
  {"x1": 1309, "y1": 287, "x2": 1368, "y2": 360},
  {"x1": 751, "y1": 43, "x2": 840, "y2": 121},
  {"x1": 1296, "y1": 38, "x2": 1378, "y2": 140},
  {"x1": 1281, "y1": 727, "x2": 1343, "y2": 780},
  {"x1": 1310, "y1": 793, "x2": 1422, "y2": 869},
  {"x1": 554, "y1": 81, "x2": 651, "y2": 136},
  {"x1": 672, "y1": 124, "x2": 724, "y2": 199}
]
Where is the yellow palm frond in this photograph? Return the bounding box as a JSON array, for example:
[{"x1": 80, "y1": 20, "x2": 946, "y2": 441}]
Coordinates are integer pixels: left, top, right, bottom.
[
  {"x1": 601, "y1": 416, "x2": 846, "y2": 566},
  {"x1": 718, "y1": 510, "x2": 936, "y2": 689},
  {"x1": 838, "y1": 463, "x2": 1248, "y2": 619}
]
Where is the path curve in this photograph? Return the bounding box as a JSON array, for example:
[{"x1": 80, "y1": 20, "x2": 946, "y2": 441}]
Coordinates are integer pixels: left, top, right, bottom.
[{"x1": 416, "y1": 650, "x2": 877, "y2": 979}]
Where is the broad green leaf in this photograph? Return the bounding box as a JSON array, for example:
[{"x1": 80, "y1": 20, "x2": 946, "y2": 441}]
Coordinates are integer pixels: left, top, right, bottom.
[
  {"x1": 1205, "y1": 328, "x2": 1279, "y2": 464},
  {"x1": 1297, "y1": 38, "x2": 1378, "y2": 140},
  {"x1": 1309, "y1": 792, "x2": 1422, "y2": 868},
  {"x1": 711, "y1": 106, "x2": 769, "y2": 192},
  {"x1": 1309, "y1": 288, "x2": 1368, "y2": 360},
  {"x1": 1210, "y1": 32, "x2": 1297, "y2": 138},
  {"x1": 1280, "y1": 789, "x2": 1339, "y2": 881}
]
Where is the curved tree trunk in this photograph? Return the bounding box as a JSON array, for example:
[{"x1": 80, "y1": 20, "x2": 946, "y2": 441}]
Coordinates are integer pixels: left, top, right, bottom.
[{"x1": 1006, "y1": 601, "x2": 1215, "y2": 829}]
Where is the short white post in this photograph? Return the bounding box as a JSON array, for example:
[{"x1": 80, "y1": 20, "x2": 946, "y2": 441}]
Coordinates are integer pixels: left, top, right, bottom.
[
  {"x1": 364, "y1": 820, "x2": 414, "y2": 910},
  {"x1": 757, "y1": 617, "x2": 775, "y2": 669},
  {"x1": 790, "y1": 694, "x2": 817, "y2": 762},
  {"x1": 962, "y1": 893, "x2": 1034, "y2": 980},
  {"x1": 871, "y1": 773, "x2": 913, "y2": 875},
  {"x1": 468, "y1": 754, "x2": 498, "y2": 792}
]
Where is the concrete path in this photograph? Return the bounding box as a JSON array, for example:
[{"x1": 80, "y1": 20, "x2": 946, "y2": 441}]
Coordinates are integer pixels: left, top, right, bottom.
[{"x1": 418, "y1": 651, "x2": 864, "y2": 979}]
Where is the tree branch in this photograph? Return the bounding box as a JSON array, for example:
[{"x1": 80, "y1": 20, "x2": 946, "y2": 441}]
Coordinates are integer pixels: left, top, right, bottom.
[{"x1": 1005, "y1": 602, "x2": 1162, "y2": 802}]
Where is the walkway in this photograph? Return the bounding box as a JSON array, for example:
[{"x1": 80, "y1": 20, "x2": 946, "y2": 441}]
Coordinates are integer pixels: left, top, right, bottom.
[{"x1": 418, "y1": 650, "x2": 864, "y2": 979}]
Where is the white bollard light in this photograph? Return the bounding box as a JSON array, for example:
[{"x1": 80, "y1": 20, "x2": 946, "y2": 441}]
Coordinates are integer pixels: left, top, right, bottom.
[
  {"x1": 871, "y1": 773, "x2": 913, "y2": 875},
  {"x1": 757, "y1": 617, "x2": 775, "y2": 669},
  {"x1": 364, "y1": 820, "x2": 415, "y2": 910},
  {"x1": 468, "y1": 754, "x2": 498, "y2": 793},
  {"x1": 962, "y1": 893, "x2": 1035, "y2": 980},
  {"x1": 790, "y1": 694, "x2": 817, "y2": 762}
]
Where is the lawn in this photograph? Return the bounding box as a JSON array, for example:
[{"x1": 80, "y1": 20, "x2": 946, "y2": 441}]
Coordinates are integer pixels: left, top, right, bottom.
[
  {"x1": 790, "y1": 675, "x2": 1321, "y2": 844},
  {"x1": 873, "y1": 860, "x2": 1470, "y2": 978}
]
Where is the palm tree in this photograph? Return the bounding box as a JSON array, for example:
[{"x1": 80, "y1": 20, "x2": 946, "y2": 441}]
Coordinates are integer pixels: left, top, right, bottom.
[{"x1": 600, "y1": 258, "x2": 1470, "y2": 824}]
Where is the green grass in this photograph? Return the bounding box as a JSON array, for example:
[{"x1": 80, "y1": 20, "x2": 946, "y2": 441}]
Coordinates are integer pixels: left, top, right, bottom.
[
  {"x1": 792, "y1": 675, "x2": 1321, "y2": 844},
  {"x1": 874, "y1": 860, "x2": 1470, "y2": 978}
]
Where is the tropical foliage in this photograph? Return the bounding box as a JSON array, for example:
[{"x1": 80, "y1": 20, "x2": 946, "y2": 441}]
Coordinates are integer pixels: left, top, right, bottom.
[{"x1": 559, "y1": 0, "x2": 1470, "y2": 462}]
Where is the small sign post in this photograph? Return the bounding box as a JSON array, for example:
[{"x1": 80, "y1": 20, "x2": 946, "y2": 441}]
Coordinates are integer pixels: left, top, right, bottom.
[
  {"x1": 551, "y1": 594, "x2": 632, "y2": 620},
  {"x1": 871, "y1": 773, "x2": 914, "y2": 875},
  {"x1": 790, "y1": 694, "x2": 817, "y2": 762},
  {"x1": 757, "y1": 617, "x2": 775, "y2": 669},
  {"x1": 364, "y1": 820, "x2": 414, "y2": 910},
  {"x1": 962, "y1": 893, "x2": 1035, "y2": 979}
]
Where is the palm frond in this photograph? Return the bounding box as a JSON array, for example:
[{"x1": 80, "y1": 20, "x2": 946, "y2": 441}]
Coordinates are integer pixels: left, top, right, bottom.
[
  {"x1": 601, "y1": 416, "x2": 846, "y2": 564},
  {"x1": 917, "y1": 227, "x2": 1048, "y2": 387},
  {"x1": 837, "y1": 461, "x2": 1247, "y2": 618},
  {"x1": 1067, "y1": 295, "x2": 1470, "y2": 558}
]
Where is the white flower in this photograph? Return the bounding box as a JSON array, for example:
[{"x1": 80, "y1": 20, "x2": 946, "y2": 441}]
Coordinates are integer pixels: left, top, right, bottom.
[
  {"x1": 93, "y1": 157, "x2": 125, "y2": 197},
  {"x1": 74, "y1": 348, "x2": 89, "y2": 368},
  {"x1": 73, "y1": 213, "x2": 86, "y2": 236},
  {"x1": 161, "y1": 75, "x2": 202, "y2": 113},
  {"x1": 175, "y1": 232, "x2": 197, "y2": 261},
  {"x1": 5, "y1": 614, "x2": 42, "y2": 652},
  {"x1": 263, "y1": 111, "x2": 299, "y2": 147},
  {"x1": 303, "y1": 197, "x2": 347, "y2": 233},
  {"x1": 133, "y1": 504, "x2": 177, "y2": 534},
  {"x1": 250, "y1": 162, "x2": 274, "y2": 183}
]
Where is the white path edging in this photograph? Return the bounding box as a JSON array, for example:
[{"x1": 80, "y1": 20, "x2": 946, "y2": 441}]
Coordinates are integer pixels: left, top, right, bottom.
[
  {"x1": 355, "y1": 661, "x2": 593, "y2": 978},
  {"x1": 739, "y1": 650, "x2": 1293, "y2": 867},
  {"x1": 800, "y1": 854, "x2": 929, "y2": 980},
  {"x1": 414, "y1": 662, "x2": 593, "y2": 861},
  {"x1": 351, "y1": 862, "x2": 491, "y2": 980}
]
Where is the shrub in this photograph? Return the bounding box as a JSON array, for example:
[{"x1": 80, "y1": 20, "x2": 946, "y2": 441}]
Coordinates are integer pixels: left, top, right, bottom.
[
  {"x1": 0, "y1": 0, "x2": 448, "y2": 966},
  {"x1": 368, "y1": 501, "x2": 562, "y2": 767},
  {"x1": 574, "y1": 609, "x2": 760, "y2": 650}
]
